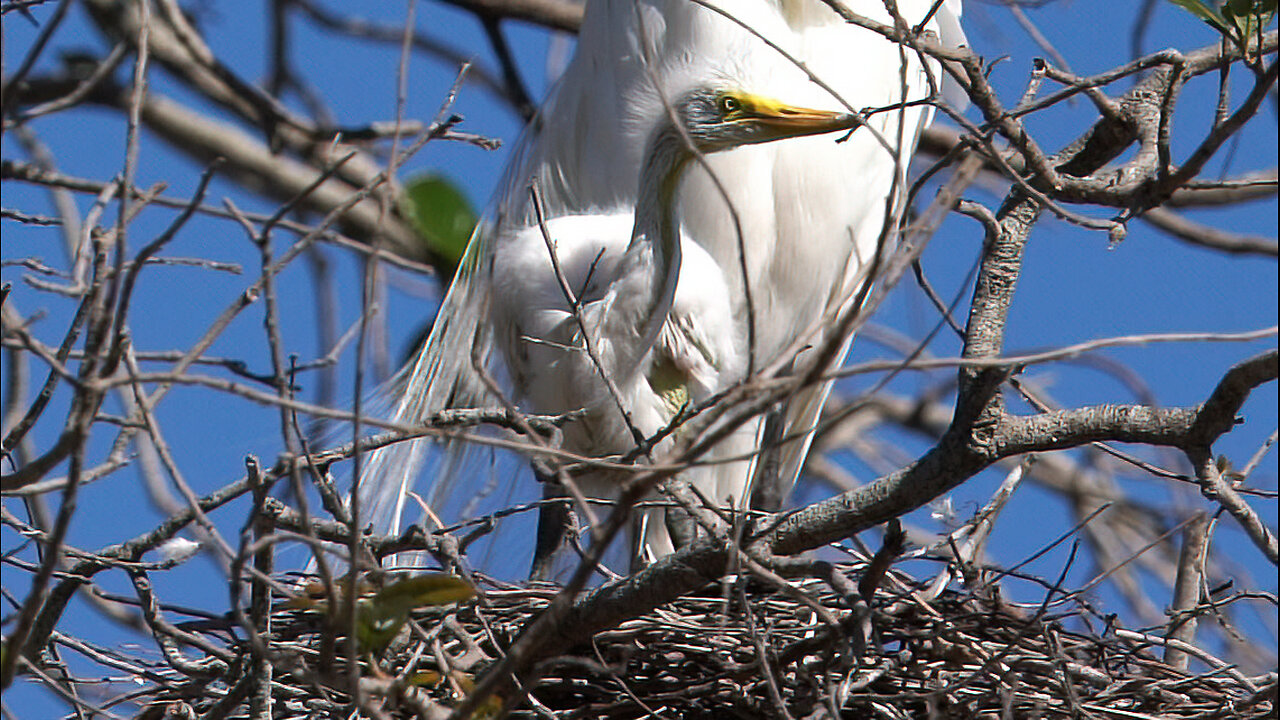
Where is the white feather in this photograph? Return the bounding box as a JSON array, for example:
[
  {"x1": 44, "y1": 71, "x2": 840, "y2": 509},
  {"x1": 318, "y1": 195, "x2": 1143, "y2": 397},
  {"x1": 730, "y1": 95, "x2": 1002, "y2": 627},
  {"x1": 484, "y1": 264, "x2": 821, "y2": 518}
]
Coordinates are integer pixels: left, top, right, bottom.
[{"x1": 354, "y1": 0, "x2": 966, "y2": 568}]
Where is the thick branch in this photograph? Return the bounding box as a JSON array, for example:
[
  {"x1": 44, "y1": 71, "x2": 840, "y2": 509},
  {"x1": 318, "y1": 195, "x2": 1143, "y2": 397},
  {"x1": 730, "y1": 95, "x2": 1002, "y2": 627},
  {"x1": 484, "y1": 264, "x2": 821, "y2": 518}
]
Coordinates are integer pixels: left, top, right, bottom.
[
  {"x1": 438, "y1": 0, "x2": 584, "y2": 32},
  {"x1": 545, "y1": 351, "x2": 1277, "y2": 660},
  {"x1": 999, "y1": 404, "x2": 1202, "y2": 454},
  {"x1": 1185, "y1": 349, "x2": 1279, "y2": 451}
]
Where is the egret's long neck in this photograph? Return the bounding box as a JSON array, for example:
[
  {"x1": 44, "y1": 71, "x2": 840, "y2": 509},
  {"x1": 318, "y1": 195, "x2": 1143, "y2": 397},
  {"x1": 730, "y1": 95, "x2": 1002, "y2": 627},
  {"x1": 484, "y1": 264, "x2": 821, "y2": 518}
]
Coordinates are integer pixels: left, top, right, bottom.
[{"x1": 623, "y1": 123, "x2": 690, "y2": 350}]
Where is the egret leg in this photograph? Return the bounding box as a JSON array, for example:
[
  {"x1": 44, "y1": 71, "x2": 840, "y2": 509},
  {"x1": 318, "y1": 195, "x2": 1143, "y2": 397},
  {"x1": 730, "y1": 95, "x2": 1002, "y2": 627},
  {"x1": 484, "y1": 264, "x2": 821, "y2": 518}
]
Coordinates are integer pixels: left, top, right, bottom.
[
  {"x1": 529, "y1": 461, "x2": 572, "y2": 581},
  {"x1": 662, "y1": 497, "x2": 698, "y2": 550},
  {"x1": 749, "y1": 408, "x2": 786, "y2": 513}
]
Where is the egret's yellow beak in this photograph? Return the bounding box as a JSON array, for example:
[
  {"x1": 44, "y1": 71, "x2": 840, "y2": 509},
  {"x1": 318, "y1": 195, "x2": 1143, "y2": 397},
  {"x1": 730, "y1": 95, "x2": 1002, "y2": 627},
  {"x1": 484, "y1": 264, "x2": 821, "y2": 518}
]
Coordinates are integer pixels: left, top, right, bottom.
[{"x1": 736, "y1": 93, "x2": 859, "y2": 137}]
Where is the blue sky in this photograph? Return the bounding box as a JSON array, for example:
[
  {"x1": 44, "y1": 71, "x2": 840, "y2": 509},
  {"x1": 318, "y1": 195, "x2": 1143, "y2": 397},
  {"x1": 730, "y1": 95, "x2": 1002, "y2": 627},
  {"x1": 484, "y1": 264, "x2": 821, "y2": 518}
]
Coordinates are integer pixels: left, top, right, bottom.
[{"x1": 3, "y1": 1, "x2": 1276, "y2": 715}]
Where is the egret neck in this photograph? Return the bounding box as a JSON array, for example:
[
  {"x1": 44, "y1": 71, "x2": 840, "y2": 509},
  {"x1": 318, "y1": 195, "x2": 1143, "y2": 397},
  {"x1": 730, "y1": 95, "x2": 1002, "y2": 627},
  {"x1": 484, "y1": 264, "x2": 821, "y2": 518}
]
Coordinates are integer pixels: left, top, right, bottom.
[{"x1": 614, "y1": 121, "x2": 691, "y2": 373}]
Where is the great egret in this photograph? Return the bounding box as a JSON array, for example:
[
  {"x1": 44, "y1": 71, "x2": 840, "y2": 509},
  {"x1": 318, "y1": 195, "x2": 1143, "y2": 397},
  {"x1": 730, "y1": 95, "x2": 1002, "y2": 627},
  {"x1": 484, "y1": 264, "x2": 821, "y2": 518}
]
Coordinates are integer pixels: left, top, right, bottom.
[
  {"x1": 491, "y1": 89, "x2": 859, "y2": 563},
  {"x1": 355, "y1": 0, "x2": 965, "y2": 569}
]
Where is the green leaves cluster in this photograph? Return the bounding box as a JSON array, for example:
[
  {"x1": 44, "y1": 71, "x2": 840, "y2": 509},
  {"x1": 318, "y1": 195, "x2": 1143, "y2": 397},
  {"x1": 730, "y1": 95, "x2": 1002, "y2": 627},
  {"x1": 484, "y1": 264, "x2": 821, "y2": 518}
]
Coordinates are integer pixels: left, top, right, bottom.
[
  {"x1": 401, "y1": 173, "x2": 478, "y2": 275},
  {"x1": 1168, "y1": 0, "x2": 1277, "y2": 51},
  {"x1": 354, "y1": 573, "x2": 475, "y2": 651},
  {"x1": 289, "y1": 572, "x2": 475, "y2": 653}
]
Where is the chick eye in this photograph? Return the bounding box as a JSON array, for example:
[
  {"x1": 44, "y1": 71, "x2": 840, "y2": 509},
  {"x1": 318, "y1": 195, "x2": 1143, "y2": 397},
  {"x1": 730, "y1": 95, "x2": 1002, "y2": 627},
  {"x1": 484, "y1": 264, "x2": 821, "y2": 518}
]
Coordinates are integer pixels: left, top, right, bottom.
[{"x1": 718, "y1": 95, "x2": 740, "y2": 115}]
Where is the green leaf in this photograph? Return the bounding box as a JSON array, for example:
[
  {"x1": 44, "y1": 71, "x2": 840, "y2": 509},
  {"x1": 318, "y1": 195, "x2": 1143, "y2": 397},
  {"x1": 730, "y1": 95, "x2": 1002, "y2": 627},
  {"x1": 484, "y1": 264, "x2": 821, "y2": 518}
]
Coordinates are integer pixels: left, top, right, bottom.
[
  {"x1": 371, "y1": 572, "x2": 475, "y2": 613},
  {"x1": 402, "y1": 174, "x2": 478, "y2": 272},
  {"x1": 1166, "y1": 0, "x2": 1232, "y2": 32},
  {"x1": 1222, "y1": 0, "x2": 1277, "y2": 40},
  {"x1": 354, "y1": 573, "x2": 474, "y2": 652}
]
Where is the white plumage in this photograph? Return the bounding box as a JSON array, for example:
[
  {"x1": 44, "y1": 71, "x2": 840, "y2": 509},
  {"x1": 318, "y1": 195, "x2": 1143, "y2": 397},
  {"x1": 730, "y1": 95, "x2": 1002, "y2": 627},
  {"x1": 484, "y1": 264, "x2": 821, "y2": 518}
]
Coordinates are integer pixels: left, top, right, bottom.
[
  {"x1": 355, "y1": 0, "x2": 965, "y2": 568},
  {"x1": 491, "y1": 211, "x2": 747, "y2": 561}
]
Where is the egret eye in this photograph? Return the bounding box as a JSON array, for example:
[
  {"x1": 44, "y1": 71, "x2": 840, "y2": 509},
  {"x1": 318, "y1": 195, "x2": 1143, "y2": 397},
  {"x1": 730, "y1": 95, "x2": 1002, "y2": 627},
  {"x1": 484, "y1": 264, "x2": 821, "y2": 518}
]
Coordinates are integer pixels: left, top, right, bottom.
[{"x1": 718, "y1": 95, "x2": 740, "y2": 115}]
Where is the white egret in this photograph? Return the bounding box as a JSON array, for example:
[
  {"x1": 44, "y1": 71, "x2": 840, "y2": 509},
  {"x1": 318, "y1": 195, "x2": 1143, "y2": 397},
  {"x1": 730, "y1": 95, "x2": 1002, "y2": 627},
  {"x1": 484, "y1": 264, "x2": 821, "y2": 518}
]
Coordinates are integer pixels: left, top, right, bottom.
[
  {"x1": 356, "y1": 0, "x2": 965, "y2": 569},
  {"x1": 491, "y1": 89, "x2": 859, "y2": 564}
]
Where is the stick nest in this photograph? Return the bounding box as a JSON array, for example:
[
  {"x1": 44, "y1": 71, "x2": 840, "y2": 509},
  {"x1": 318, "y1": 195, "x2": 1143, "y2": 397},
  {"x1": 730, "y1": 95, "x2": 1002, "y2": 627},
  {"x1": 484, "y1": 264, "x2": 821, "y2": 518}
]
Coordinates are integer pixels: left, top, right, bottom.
[{"x1": 135, "y1": 566, "x2": 1274, "y2": 719}]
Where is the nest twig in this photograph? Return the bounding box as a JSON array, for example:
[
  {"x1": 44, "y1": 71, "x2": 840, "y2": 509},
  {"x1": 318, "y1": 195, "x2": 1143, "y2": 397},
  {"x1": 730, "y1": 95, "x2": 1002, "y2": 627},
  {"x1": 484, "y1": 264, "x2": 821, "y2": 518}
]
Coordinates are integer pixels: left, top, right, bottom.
[{"x1": 119, "y1": 563, "x2": 1275, "y2": 719}]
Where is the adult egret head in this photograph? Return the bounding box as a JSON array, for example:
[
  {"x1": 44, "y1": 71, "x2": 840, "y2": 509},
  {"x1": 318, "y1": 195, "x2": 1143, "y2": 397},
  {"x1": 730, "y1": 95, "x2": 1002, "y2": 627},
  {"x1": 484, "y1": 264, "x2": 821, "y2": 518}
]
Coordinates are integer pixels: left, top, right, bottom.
[
  {"x1": 662, "y1": 88, "x2": 859, "y2": 153},
  {"x1": 615, "y1": 86, "x2": 860, "y2": 367}
]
